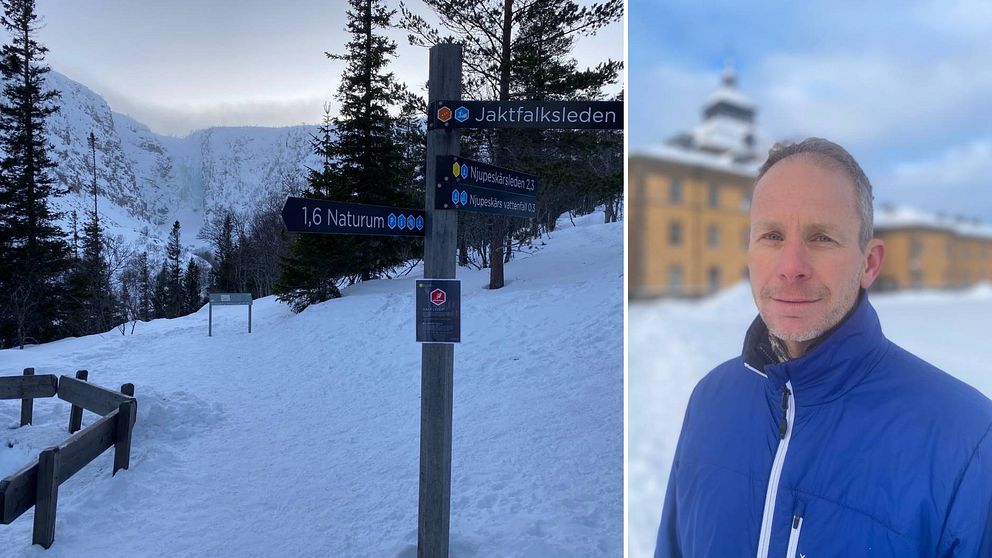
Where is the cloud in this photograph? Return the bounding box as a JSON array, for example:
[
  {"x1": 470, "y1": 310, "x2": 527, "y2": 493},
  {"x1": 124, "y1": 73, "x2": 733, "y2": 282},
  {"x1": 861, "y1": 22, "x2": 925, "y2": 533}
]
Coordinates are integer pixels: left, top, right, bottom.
[
  {"x1": 629, "y1": 62, "x2": 719, "y2": 148},
  {"x1": 752, "y1": 49, "x2": 992, "y2": 148},
  {"x1": 103, "y1": 93, "x2": 330, "y2": 137},
  {"x1": 888, "y1": 138, "x2": 992, "y2": 190}
]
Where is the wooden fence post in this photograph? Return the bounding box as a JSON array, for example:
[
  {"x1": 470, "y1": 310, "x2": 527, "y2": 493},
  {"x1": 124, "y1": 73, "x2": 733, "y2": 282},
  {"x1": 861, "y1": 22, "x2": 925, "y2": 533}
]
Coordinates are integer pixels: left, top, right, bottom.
[
  {"x1": 67, "y1": 370, "x2": 88, "y2": 433},
  {"x1": 33, "y1": 446, "x2": 60, "y2": 548},
  {"x1": 20, "y1": 367, "x2": 34, "y2": 426},
  {"x1": 113, "y1": 399, "x2": 137, "y2": 475},
  {"x1": 120, "y1": 383, "x2": 134, "y2": 397}
]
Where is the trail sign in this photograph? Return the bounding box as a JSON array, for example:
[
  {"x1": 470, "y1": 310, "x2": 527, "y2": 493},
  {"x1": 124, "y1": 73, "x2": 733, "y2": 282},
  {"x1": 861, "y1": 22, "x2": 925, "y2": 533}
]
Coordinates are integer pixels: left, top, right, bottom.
[
  {"x1": 428, "y1": 100, "x2": 623, "y2": 130},
  {"x1": 416, "y1": 279, "x2": 460, "y2": 343},
  {"x1": 437, "y1": 156, "x2": 538, "y2": 195},
  {"x1": 281, "y1": 196, "x2": 425, "y2": 237},
  {"x1": 208, "y1": 292, "x2": 252, "y2": 336},
  {"x1": 436, "y1": 182, "x2": 537, "y2": 218}
]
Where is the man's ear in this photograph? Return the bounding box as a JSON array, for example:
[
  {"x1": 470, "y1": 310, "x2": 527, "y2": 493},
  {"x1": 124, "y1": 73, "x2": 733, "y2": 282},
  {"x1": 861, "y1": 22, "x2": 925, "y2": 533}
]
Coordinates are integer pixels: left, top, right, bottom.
[{"x1": 860, "y1": 238, "x2": 885, "y2": 289}]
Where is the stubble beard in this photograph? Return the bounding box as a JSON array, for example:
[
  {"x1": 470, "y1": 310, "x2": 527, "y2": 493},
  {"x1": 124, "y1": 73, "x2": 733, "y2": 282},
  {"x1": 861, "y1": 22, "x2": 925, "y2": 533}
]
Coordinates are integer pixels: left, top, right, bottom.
[{"x1": 763, "y1": 269, "x2": 863, "y2": 344}]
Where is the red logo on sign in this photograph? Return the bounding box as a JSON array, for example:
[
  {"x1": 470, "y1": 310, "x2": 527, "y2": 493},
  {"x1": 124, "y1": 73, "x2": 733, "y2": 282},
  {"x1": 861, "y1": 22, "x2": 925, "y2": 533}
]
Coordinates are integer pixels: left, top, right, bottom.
[
  {"x1": 437, "y1": 106, "x2": 452, "y2": 122},
  {"x1": 430, "y1": 288, "x2": 446, "y2": 306}
]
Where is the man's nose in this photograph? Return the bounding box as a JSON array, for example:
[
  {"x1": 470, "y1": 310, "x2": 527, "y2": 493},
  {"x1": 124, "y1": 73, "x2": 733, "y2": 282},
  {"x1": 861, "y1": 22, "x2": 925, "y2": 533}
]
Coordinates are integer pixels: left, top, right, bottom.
[{"x1": 776, "y1": 238, "x2": 812, "y2": 281}]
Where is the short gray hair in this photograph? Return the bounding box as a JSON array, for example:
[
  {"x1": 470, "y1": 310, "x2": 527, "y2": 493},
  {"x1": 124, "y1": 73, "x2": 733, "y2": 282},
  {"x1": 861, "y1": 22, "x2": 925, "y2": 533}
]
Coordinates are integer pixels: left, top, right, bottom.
[{"x1": 756, "y1": 138, "x2": 874, "y2": 249}]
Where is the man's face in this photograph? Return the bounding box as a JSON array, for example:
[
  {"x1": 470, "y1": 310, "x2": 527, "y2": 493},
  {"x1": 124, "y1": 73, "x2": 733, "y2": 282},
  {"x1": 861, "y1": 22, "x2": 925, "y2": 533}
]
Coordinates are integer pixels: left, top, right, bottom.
[{"x1": 748, "y1": 156, "x2": 882, "y2": 352}]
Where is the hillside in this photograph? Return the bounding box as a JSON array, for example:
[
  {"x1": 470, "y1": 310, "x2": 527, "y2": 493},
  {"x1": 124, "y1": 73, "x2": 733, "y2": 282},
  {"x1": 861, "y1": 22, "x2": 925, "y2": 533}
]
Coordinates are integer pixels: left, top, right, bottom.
[{"x1": 0, "y1": 212, "x2": 622, "y2": 557}]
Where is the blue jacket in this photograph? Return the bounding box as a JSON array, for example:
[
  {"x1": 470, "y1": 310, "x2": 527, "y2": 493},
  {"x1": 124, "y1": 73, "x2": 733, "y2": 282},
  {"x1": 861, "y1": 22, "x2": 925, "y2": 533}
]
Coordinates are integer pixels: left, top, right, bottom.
[{"x1": 656, "y1": 292, "x2": 992, "y2": 557}]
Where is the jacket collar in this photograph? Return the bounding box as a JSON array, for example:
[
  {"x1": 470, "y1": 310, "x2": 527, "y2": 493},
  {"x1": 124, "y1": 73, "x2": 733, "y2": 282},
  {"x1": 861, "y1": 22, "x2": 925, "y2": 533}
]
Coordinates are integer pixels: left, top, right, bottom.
[{"x1": 742, "y1": 290, "x2": 889, "y2": 406}]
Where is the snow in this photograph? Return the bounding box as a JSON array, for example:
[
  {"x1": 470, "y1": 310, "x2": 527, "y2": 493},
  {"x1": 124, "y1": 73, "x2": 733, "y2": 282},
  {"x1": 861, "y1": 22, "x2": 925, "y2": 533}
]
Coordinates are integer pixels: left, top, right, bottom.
[
  {"x1": 628, "y1": 282, "x2": 992, "y2": 557},
  {"x1": 875, "y1": 205, "x2": 992, "y2": 239},
  {"x1": 630, "y1": 144, "x2": 760, "y2": 177},
  {"x1": 0, "y1": 212, "x2": 622, "y2": 556}
]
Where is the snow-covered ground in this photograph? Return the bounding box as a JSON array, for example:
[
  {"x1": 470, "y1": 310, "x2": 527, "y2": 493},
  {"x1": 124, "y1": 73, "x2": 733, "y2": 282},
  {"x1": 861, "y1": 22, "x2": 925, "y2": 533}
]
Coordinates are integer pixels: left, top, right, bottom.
[
  {"x1": 628, "y1": 282, "x2": 992, "y2": 557},
  {"x1": 0, "y1": 212, "x2": 622, "y2": 557}
]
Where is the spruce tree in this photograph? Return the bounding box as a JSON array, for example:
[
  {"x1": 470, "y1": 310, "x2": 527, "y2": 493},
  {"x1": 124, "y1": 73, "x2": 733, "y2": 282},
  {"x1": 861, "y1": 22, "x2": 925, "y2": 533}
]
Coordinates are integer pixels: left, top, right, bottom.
[
  {"x1": 152, "y1": 260, "x2": 169, "y2": 319},
  {"x1": 0, "y1": 0, "x2": 68, "y2": 347},
  {"x1": 276, "y1": 0, "x2": 421, "y2": 312},
  {"x1": 138, "y1": 251, "x2": 152, "y2": 321},
  {"x1": 182, "y1": 259, "x2": 203, "y2": 314},
  {"x1": 79, "y1": 131, "x2": 113, "y2": 332},
  {"x1": 166, "y1": 221, "x2": 182, "y2": 317}
]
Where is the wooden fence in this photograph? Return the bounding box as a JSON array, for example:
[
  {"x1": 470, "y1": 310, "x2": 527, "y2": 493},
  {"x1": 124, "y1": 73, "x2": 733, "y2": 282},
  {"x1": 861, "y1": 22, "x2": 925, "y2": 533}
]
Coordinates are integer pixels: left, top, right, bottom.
[{"x1": 0, "y1": 368, "x2": 137, "y2": 549}]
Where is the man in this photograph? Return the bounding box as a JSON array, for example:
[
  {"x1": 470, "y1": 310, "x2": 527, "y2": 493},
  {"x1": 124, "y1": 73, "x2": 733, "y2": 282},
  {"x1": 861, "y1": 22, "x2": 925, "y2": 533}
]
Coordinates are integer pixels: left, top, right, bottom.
[{"x1": 655, "y1": 138, "x2": 992, "y2": 557}]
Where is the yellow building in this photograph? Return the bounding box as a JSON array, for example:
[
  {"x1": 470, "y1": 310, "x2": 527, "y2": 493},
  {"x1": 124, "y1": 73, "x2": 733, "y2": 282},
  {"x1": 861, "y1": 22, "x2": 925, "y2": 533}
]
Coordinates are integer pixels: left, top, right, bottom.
[
  {"x1": 628, "y1": 72, "x2": 992, "y2": 299},
  {"x1": 873, "y1": 208, "x2": 992, "y2": 290},
  {"x1": 629, "y1": 68, "x2": 764, "y2": 298},
  {"x1": 629, "y1": 151, "x2": 754, "y2": 298}
]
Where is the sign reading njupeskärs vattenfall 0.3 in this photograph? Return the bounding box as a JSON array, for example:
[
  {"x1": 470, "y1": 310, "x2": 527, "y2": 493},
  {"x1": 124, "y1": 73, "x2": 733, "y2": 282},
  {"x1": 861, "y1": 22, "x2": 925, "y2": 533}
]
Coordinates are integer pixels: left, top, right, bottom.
[
  {"x1": 428, "y1": 100, "x2": 623, "y2": 130},
  {"x1": 281, "y1": 196, "x2": 425, "y2": 237},
  {"x1": 434, "y1": 155, "x2": 538, "y2": 218}
]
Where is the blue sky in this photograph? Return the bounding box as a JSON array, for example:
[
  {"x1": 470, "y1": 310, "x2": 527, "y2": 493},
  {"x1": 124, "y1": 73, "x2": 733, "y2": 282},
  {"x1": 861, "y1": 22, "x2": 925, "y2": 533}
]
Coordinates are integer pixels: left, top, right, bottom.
[
  {"x1": 629, "y1": 0, "x2": 992, "y2": 219},
  {"x1": 32, "y1": 0, "x2": 622, "y2": 136}
]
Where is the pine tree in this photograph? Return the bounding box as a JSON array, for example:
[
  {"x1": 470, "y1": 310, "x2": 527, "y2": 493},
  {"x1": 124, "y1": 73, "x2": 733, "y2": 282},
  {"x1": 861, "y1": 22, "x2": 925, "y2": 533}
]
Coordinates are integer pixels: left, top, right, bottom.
[
  {"x1": 0, "y1": 0, "x2": 68, "y2": 347},
  {"x1": 401, "y1": 0, "x2": 621, "y2": 288},
  {"x1": 152, "y1": 260, "x2": 169, "y2": 319},
  {"x1": 166, "y1": 221, "x2": 182, "y2": 317},
  {"x1": 79, "y1": 131, "x2": 113, "y2": 333},
  {"x1": 276, "y1": 0, "x2": 421, "y2": 312},
  {"x1": 138, "y1": 251, "x2": 152, "y2": 321},
  {"x1": 182, "y1": 259, "x2": 203, "y2": 314}
]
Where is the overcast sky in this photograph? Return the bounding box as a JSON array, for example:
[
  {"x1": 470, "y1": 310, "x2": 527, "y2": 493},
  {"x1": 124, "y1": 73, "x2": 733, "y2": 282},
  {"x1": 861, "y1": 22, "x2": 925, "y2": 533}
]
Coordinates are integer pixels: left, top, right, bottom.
[
  {"x1": 630, "y1": 0, "x2": 992, "y2": 220},
  {"x1": 34, "y1": 0, "x2": 623, "y2": 137}
]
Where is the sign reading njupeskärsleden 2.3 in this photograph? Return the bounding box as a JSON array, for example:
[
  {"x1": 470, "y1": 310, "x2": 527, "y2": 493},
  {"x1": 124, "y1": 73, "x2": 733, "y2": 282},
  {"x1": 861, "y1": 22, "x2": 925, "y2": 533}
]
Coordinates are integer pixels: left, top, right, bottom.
[{"x1": 428, "y1": 100, "x2": 623, "y2": 130}]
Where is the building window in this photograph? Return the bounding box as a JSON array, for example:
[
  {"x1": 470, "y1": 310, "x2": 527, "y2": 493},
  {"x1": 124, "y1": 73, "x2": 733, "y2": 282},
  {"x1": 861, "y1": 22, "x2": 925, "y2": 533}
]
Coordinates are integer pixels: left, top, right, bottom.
[
  {"x1": 670, "y1": 178, "x2": 682, "y2": 204},
  {"x1": 911, "y1": 268, "x2": 923, "y2": 289},
  {"x1": 708, "y1": 266, "x2": 720, "y2": 293},
  {"x1": 669, "y1": 221, "x2": 682, "y2": 246},
  {"x1": 708, "y1": 183, "x2": 719, "y2": 208},
  {"x1": 707, "y1": 224, "x2": 720, "y2": 248},
  {"x1": 910, "y1": 234, "x2": 922, "y2": 259},
  {"x1": 668, "y1": 264, "x2": 684, "y2": 295}
]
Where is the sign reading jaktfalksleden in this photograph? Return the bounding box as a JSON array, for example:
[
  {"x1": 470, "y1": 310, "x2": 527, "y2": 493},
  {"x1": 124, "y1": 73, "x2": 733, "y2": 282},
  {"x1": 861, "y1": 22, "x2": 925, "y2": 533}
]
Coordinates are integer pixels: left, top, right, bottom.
[
  {"x1": 281, "y1": 196, "x2": 425, "y2": 237},
  {"x1": 428, "y1": 100, "x2": 623, "y2": 130},
  {"x1": 437, "y1": 155, "x2": 538, "y2": 195}
]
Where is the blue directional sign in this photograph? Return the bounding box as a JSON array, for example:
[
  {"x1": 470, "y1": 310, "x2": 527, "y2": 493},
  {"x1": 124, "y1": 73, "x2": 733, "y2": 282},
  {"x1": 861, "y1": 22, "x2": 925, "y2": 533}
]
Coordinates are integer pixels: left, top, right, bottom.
[
  {"x1": 430, "y1": 100, "x2": 623, "y2": 130},
  {"x1": 437, "y1": 156, "x2": 538, "y2": 195},
  {"x1": 436, "y1": 182, "x2": 537, "y2": 218},
  {"x1": 451, "y1": 190, "x2": 460, "y2": 205},
  {"x1": 281, "y1": 197, "x2": 425, "y2": 237},
  {"x1": 416, "y1": 216, "x2": 424, "y2": 230}
]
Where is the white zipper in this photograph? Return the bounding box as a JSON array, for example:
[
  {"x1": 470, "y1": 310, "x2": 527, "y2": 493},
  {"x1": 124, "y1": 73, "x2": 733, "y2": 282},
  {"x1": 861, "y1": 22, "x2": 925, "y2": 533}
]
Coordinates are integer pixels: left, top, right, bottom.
[
  {"x1": 786, "y1": 514, "x2": 804, "y2": 557},
  {"x1": 755, "y1": 380, "x2": 795, "y2": 558}
]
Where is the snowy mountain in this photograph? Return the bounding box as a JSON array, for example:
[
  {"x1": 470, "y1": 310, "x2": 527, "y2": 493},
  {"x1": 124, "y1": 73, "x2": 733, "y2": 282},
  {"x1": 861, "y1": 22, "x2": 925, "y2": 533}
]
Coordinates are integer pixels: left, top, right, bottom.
[
  {"x1": 0, "y1": 211, "x2": 622, "y2": 556},
  {"x1": 42, "y1": 71, "x2": 320, "y2": 257}
]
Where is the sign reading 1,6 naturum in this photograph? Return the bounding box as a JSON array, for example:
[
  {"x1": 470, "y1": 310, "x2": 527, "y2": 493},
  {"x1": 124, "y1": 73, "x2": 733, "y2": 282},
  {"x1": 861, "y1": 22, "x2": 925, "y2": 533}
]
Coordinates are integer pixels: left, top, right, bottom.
[
  {"x1": 281, "y1": 196, "x2": 425, "y2": 237},
  {"x1": 429, "y1": 100, "x2": 623, "y2": 130}
]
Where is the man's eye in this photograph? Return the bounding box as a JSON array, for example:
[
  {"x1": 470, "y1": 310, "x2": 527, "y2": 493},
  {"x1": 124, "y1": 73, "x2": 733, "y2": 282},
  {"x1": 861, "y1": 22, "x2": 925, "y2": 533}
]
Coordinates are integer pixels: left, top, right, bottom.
[
  {"x1": 761, "y1": 232, "x2": 783, "y2": 241},
  {"x1": 813, "y1": 234, "x2": 834, "y2": 243}
]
